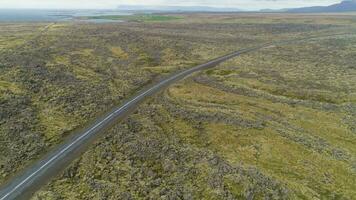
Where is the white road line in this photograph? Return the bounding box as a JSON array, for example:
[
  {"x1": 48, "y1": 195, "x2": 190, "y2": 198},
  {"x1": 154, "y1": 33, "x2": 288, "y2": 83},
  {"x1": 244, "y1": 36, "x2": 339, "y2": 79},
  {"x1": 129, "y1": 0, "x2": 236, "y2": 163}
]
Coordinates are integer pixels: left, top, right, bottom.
[
  {"x1": 0, "y1": 114, "x2": 110, "y2": 200},
  {"x1": 0, "y1": 57, "x2": 207, "y2": 200},
  {"x1": 0, "y1": 49, "x2": 262, "y2": 200},
  {"x1": 0, "y1": 48, "x2": 249, "y2": 200},
  {"x1": 1, "y1": 33, "x2": 354, "y2": 200},
  {"x1": 2, "y1": 50, "x2": 240, "y2": 199}
]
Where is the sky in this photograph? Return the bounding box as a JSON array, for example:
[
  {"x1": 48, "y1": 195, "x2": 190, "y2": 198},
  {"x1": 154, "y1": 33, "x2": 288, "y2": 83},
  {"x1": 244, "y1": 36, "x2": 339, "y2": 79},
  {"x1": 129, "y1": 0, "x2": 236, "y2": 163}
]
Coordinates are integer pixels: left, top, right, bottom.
[{"x1": 0, "y1": 0, "x2": 342, "y2": 10}]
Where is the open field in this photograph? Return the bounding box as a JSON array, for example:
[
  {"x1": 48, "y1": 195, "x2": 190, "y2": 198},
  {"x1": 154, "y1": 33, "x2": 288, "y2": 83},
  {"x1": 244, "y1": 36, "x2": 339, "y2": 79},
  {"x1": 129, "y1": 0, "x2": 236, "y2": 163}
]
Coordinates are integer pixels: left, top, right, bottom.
[
  {"x1": 83, "y1": 14, "x2": 183, "y2": 22},
  {"x1": 0, "y1": 20, "x2": 235, "y2": 184},
  {"x1": 32, "y1": 35, "x2": 356, "y2": 199},
  {"x1": 1, "y1": 13, "x2": 356, "y2": 199}
]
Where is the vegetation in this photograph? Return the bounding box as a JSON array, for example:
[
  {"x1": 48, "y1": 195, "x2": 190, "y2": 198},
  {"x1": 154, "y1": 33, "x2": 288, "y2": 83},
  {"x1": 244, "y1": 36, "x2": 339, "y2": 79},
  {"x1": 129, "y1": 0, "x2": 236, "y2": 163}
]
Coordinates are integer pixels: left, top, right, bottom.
[
  {"x1": 34, "y1": 32, "x2": 356, "y2": 199},
  {"x1": 1, "y1": 13, "x2": 355, "y2": 199},
  {"x1": 165, "y1": 37, "x2": 356, "y2": 198},
  {"x1": 0, "y1": 20, "x2": 229, "y2": 184},
  {"x1": 85, "y1": 14, "x2": 183, "y2": 22}
]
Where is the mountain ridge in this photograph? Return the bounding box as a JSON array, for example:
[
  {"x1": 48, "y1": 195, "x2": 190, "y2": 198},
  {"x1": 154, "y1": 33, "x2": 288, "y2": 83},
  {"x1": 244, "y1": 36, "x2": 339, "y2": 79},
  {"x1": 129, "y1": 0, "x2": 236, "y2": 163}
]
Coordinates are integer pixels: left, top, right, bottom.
[{"x1": 287, "y1": 0, "x2": 356, "y2": 13}]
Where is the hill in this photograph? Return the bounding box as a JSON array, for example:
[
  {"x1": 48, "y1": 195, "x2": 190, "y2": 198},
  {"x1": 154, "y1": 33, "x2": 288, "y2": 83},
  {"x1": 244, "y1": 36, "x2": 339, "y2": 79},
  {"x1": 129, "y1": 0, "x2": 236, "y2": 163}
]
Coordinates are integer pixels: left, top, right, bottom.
[{"x1": 288, "y1": 0, "x2": 356, "y2": 13}]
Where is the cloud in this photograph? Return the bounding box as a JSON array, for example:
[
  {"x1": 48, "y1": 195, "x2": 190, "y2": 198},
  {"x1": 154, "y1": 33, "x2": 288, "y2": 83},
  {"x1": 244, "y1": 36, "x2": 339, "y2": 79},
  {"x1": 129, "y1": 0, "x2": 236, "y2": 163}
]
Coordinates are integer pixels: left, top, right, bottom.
[{"x1": 0, "y1": 0, "x2": 341, "y2": 10}]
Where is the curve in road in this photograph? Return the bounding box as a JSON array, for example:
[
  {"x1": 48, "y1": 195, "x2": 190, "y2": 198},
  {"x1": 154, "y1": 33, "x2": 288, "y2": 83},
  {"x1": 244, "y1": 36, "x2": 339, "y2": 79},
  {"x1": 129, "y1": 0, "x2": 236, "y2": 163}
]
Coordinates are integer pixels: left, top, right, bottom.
[{"x1": 0, "y1": 33, "x2": 354, "y2": 200}]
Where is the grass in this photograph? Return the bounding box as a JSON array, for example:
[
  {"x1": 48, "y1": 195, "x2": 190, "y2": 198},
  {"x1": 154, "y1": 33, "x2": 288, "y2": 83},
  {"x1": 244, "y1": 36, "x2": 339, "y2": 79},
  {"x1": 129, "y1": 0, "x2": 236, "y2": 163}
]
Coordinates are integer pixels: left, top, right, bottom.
[
  {"x1": 157, "y1": 34, "x2": 356, "y2": 198},
  {"x1": 0, "y1": 13, "x2": 355, "y2": 199},
  {"x1": 0, "y1": 80, "x2": 22, "y2": 94},
  {"x1": 87, "y1": 14, "x2": 183, "y2": 22},
  {"x1": 37, "y1": 103, "x2": 78, "y2": 142},
  {"x1": 1, "y1": 13, "x2": 261, "y2": 185},
  {"x1": 110, "y1": 47, "x2": 129, "y2": 60},
  {"x1": 165, "y1": 85, "x2": 354, "y2": 198}
]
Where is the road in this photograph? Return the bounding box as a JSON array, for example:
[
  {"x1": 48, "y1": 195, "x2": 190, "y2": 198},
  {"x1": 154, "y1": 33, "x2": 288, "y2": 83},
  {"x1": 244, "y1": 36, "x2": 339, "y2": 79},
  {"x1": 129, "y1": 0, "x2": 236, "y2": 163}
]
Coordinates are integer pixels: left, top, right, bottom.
[{"x1": 0, "y1": 33, "x2": 353, "y2": 200}]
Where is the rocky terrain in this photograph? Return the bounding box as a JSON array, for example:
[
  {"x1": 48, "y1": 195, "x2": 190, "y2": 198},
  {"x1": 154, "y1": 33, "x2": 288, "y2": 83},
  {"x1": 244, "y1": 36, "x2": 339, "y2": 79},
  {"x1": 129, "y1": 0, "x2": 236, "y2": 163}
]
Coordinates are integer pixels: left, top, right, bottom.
[{"x1": 0, "y1": 13, "x2": 355, "y2": 199}]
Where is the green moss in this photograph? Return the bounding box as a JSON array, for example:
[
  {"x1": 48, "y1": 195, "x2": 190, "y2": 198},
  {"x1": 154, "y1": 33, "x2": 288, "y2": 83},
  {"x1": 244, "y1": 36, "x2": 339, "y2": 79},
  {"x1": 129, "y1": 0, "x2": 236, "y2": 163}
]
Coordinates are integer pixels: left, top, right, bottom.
[
  {"x1": 87, "y1": 14, "x2": 182, "y2": 22},
  {"x1": 0, "y1": 80, "x2": 22, "y2": 93},
  {"x1": 1, "y1": 13, "x2": 355, "y2": 199}
]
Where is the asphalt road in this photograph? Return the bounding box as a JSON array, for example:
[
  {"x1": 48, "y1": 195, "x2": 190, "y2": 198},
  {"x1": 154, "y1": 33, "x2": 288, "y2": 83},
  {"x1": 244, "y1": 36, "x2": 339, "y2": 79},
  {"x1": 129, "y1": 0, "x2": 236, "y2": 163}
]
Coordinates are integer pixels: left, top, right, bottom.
[{"x1": 0, "y1": 33, "x2": 353, "y2": 200}]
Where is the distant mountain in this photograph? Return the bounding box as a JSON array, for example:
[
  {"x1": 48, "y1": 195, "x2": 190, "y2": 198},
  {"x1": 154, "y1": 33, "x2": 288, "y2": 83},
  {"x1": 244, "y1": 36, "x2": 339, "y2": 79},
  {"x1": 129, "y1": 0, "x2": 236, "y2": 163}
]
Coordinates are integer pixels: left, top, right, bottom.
[
  {"x1": 117, "y1": 5, "x2": 242, "y2": 12},
  {"x1": 259, "y1": 8, "x2": 289, "y2": 13},
  {"x1": 118, "y1": 1, "x2": 356, "y2": 13},
  {"x1": 287, "y1": 0, "x2": 356, "y2": 13}
]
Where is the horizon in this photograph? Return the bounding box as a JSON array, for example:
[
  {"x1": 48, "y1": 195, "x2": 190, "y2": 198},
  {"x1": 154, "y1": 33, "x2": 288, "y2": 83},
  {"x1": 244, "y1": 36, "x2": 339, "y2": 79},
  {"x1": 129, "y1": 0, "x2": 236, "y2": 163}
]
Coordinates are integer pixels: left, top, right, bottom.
[{"x1": 0, "y1": 0, "x2": 343, "y2": 11}]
